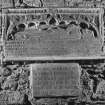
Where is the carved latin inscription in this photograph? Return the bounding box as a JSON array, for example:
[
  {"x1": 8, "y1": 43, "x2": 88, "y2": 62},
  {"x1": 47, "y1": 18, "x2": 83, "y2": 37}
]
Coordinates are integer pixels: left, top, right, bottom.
[{"x1": 30, "y1": 63, "x2": 81, "y2": 97}]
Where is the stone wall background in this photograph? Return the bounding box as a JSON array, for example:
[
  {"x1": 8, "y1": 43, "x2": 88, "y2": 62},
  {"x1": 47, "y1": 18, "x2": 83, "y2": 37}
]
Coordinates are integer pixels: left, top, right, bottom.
[
  {"x1": 1, "y1": 0, "x2": 105, "y2": 105},
  {"x1": 0, "y1": 63, "x2": 31, "y2": 104}
]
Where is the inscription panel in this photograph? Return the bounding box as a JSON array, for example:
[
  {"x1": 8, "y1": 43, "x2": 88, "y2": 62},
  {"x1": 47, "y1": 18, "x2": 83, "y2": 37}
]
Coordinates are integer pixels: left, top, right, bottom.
[
  {"x1": 31, "y1": 63, "x2": 81, "y2": 97},
  {"x1": 3, "y1": 8, "x2": 104, "y2": 60}
]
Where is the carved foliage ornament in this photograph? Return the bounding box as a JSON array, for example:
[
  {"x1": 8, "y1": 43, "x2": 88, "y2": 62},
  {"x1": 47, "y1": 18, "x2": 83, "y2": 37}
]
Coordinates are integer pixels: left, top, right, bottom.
[{"x1": 5, "y1": 8, "x2": 103, "y2": 41}]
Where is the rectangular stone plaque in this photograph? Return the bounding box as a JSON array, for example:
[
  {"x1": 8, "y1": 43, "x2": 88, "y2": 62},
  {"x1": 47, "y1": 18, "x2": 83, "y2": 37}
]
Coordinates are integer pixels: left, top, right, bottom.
[
  {"x1": 3, "y1": 8, "x2": 104, "y2": 60},
  {"x1": 30, "y1": 63, "x2": 81, "y2": 97}
]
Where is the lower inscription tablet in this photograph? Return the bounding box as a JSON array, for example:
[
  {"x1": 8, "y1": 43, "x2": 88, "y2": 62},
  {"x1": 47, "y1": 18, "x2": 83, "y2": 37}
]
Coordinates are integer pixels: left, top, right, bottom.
[{"x1": 30, "y1": 63, "x2": 81, "y2": 97}]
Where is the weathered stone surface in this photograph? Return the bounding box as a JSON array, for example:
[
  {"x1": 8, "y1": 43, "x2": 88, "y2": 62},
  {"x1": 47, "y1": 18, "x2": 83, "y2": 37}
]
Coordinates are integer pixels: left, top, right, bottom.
[
  {"x1": 31, "y1": 63, "x2": 81, "y2": 97},
  {"x1": 42, "y1": 0, "x2": 64, "y2": 7},
  {"x1": 1, "y1": 0, "x2": 105, "y2": 105},
  {"x1": 2, "y1": 0, "x2": 14, "y2": 8},
  {"x1": 0, "y1": 62, "x2": 105, "y2": 104},
  {"x1": 23, "y1": 0, "x2": 43, "y2": 7},
  {"x1": 0, "y1": 67, "x2": 3, "y2": 76},
  {"x1": 1, "y1": 0, "x2": 105, "y2": 8},
  {"x1": 80, "y1": 70, "x2": 93, "y2": 102},
  {"x1": 1, "y1": 76, "x2": 18, "y2": 90},
  {"x1": 95, "y1": 80, "x2": 105, "y2": 99},
  {"x1": 0, "y1": 64, "x2": 30, "y2": 104},
  {"x1": 7, "y1": 91, "x2": 24, "y2": 104},
  {"x1": 2, "y1": 67, "x2": 12, "y2": 77},
  {"x1": 0, "y1": 91, "x2": 8, "y2": 105}
]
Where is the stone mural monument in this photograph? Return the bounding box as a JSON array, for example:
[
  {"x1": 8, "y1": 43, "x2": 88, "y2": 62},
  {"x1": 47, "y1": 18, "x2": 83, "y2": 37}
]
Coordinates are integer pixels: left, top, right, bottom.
[{"x1": 0, "y1": 0, "x2": 105, "y2": 105}]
